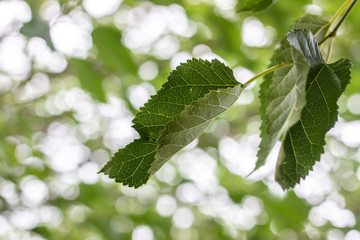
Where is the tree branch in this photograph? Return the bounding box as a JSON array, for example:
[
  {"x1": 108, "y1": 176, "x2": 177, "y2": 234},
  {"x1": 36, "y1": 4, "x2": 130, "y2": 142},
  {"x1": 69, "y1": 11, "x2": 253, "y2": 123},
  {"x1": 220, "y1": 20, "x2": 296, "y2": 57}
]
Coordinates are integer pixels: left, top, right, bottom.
[{"x1": 319, "y1": 0, "x2": 358, "y2": 46}]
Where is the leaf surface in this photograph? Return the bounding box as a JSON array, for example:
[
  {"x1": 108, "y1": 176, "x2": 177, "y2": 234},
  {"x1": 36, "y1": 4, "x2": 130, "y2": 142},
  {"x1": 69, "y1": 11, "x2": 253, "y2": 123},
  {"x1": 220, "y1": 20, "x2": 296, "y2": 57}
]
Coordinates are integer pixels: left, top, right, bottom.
[
  {"x1": 100, "y1": 59, "x2": 243, "y2": 187},
  {"x1": 294, "y1": 14, "x2": 329, "y2": 42},
  {"x1": 237, "y1": 0, "x2": 275, "y2": 13},
  {"x1": 151, "y1": 84, "x2": 246, "y2": 174},
  {"x1": 256, "y1": 15, "x2": 329, "y2": 170},
  {"x1": 101, "y1": 139, "x2": 157, "y2": 187},
  {"x1": 276, "y1": 55, "x2": 352, "y2": 189}
]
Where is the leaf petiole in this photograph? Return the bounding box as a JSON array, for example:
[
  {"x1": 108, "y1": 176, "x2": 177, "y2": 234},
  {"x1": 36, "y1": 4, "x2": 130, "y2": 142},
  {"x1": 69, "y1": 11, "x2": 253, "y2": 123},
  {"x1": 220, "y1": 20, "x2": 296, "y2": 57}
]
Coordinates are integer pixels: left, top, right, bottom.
[
  {"x1": 326, "y1": 0, "x2": 353, "y2": 36},
  {"x1": 319, "y1": 0, "x2": 358, "y2": 46},
  {"x1": 325, "y1": 36, "x2": 335, "y2": 63},
  {"x1": 245, "y1": 62, "x2": 294, "y2": 85}
]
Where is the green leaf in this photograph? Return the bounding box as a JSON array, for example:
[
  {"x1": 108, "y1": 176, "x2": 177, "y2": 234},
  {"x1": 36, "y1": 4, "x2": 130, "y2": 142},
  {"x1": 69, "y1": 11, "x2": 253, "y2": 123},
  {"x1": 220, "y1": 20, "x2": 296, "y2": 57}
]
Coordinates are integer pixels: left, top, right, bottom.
[
  {"x1": 275, "y1": 31, "x2": 352, "y2": 189},
  {"x1": 92, "y1": 26, "x2": 137, "y2": 75},
  {"x1": 71, "y1": 58, "x2": 106, "y2": 102},
  {"x1": 256, "y1": 38, "x2": 309, "y2": 170},
  {"x1": 100, "y1": 139, "x2": 157, "y2": 187},
  {"x1": 132, "y1": 59, "x2": 239, "y2": 139},
  {"x1": 100, "y1": 59, "x2": 243, "y2": 187},
  {"x1": 293, "y1": 14, "x2": 329, "y2": 42},
  {"x1": 237, "y1": 0, "x2": 275, "y2": 13},
  {"x1": 151, "y1": 84, "x2": 246, "y2": 174},
  {"x1": 256, "y1": 15, "x2": 329, "y2": 170}
]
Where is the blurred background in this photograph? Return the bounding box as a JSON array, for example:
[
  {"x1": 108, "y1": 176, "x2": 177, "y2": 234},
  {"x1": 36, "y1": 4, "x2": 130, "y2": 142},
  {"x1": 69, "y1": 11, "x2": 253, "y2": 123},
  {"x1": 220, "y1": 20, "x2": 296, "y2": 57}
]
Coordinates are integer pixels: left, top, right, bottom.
[{"x1": 1, "y1": 0, "x2": 360, "y2": 239}]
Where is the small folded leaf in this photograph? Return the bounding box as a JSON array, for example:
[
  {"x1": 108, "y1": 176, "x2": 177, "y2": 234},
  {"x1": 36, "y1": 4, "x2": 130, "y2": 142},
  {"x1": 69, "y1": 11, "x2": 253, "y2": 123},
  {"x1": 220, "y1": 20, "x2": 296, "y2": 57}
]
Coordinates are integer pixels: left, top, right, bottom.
[
  {"x1": 256, "y1": 37, "x2": 309, "y2": 169},
  {"x1": 256, "y1": 15, "x2": 329, "y2": 170},
  {"x1": 100, "y1": 59, "x2": 244, "y2": 188},
  {"x1": 275, "y1": 31, "x2": 352, "y2": 189},
  {"x1": 237, "y1": 0, "x2": 275, "y2": 13}
]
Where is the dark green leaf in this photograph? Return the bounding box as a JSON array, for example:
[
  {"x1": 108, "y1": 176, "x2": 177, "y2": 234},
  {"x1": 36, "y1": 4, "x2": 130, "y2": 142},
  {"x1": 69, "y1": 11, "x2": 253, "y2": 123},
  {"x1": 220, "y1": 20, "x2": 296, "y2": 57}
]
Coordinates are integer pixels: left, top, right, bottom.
[
  {"x1": 275, "y1": 31, "x2": 352, "y2": 189},
  {"x1": 99, "y1": 59, "x2": 243, "y2": 187},
  {"x1": 132, "y1": 59, "x2": 239, "y2": 139},
  {"x1": 100, "y1": 139, "x2": 157, "y2": 187},
  {"x1": 71, "y1": 58, "x2": 106, "y2": 102},
  {"x1": 92, "y1": 26, "x2": 137, "y2": 75},
  {"x1": 256, "y1": 15, "x2": 329, "y2": 170},
  {"x1": 237, "y1": 0, "x2": 275, "y2": 13}
]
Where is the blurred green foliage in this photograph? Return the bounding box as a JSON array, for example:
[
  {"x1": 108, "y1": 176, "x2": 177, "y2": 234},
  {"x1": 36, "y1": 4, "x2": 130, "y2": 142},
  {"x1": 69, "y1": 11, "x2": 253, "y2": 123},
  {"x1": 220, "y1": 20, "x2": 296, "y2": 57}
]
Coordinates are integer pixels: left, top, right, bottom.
[{"x1": 0, "y1": 0, "x2": 360, "y2": 239}]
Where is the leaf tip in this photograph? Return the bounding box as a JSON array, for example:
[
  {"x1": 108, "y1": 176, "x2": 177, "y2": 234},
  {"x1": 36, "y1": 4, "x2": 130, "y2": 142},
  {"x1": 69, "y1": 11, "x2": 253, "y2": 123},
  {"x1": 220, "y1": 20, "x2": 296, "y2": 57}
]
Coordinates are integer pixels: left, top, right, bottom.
[{"x1": 275, "y1": 175, "x2": 291, "y2": 190}]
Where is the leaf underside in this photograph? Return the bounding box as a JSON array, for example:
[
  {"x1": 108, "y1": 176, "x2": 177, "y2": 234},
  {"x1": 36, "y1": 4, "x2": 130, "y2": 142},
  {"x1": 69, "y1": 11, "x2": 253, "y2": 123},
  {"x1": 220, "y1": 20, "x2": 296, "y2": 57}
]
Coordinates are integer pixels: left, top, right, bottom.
[
  {"x1": 256, "y1": 14, "x2": 329, "y2": 170},
  {"x1": 151, "y1": 84, "x2": 245, "y2": 174},
  {"x1": 100, "y1": 59, "x2": 244, "y2": 188}
]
